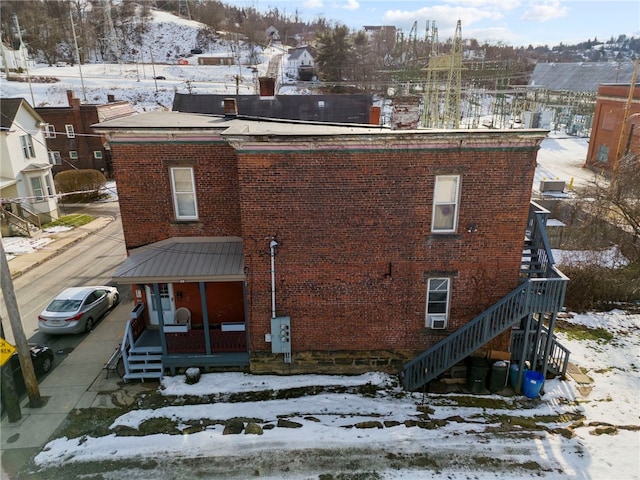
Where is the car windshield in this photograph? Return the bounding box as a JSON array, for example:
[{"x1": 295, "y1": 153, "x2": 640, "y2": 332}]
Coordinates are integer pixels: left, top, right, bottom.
[{"x1": 47, "y1": 299, "x2": 82, "y2": 312}]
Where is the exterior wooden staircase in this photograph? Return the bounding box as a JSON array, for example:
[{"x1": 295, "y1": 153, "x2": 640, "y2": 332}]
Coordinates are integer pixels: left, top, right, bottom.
[
  {"x1": 400, "y1": 202, "x2": 569, "y2": 391},
  {"x1": 120, "y1": 306, "x2": 163, "y2": 380}
]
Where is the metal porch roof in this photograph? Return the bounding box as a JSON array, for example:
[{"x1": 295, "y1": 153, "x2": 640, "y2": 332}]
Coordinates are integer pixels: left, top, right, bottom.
[{"x1": 112, "y1": 237, "x2": 245, "y2": 284}]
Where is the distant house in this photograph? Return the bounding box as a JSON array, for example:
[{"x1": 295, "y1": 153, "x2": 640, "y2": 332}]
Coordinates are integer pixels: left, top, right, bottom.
[
  {"x1": 198, "y1": 55, "x2": 234, "y2": 66},
  {"x1": 0, "y1": 40, "x2": 35, "y2": 71},
  {"x1": 265, "y1": 26, "x2": 280, "y2": 43},
  {"x1": 584, "y1": 83, "x2": 640, "y2": 172},
  {"x1": 287, "y1": 46, "x2": 316, "y2": 80},
  {"x1": 94, "y1": 103, "x2": 569, "y2": 392},
  {"x1": 35, "y1": 90, "x2": 136, "y2": 178},
  {"x1": 0, "y1": 97, "x2": 59, "y2": 233}
]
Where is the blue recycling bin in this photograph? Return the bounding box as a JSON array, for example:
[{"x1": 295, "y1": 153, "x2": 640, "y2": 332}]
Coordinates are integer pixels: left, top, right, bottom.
[
  {"x1": 509, "y1": 363, "x2": 526, "y2": 389},
  {"x1": 523, "y1": 370, "x2": 545, "y2": 398}
]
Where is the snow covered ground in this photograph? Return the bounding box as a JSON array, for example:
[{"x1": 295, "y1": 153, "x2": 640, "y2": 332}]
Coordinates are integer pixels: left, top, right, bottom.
[{"x1": 26, "y1": 310, "x2": 639, "y2": 479}]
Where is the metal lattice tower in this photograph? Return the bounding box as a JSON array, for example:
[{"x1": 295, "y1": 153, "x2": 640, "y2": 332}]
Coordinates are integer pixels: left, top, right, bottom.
[
  {"x1": 102, "y1": 1, "x2": 121, "y2": 64},
  {"x1": 422, "y1": 20, "x2": 463, "y2": 128},
  {"x1": 179, "y1": 0, "x2": 191, "y2": 20}
]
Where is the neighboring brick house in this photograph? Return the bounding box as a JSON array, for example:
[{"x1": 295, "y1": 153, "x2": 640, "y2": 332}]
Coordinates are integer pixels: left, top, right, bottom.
[
  {"x1": 584, "y1": 83, "x2": 640, "y2": 173},
  {"x1": 35, "y1": 91, "x2": 136, "y2": 178},
  {"x1": 94, "y1": 104, "x2": 568, "y2": 391}
]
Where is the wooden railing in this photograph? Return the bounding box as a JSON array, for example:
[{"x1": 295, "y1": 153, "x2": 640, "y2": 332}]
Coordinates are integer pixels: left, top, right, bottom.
[{"x1": 166, "y1": 329, "x2": 247, "y2": 354}]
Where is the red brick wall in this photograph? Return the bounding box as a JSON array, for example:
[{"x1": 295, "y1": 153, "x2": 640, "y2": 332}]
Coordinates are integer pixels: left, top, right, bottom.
[
  {"x1": 585, "y1": 84, "x2": 640, "y2": 171},
  {"x1": 109, "y1": 142, "x2": 242, "y2": 249},
  {"x1": 237, "y1": 144, "x2": 537, "y2": 354}
]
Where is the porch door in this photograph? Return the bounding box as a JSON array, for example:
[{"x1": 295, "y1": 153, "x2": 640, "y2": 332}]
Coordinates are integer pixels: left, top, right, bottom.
[{"x1": 146, "y1": 284, "x2": 176, "y2": 325}]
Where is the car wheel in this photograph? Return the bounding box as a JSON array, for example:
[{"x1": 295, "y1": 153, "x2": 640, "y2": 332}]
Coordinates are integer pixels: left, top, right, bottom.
[
  {"x1": 112, "y1": 292, "x2": 120, "y2": 307},
  {"x1": 85, "y1": 317, "x2": 94, "y2": 332},
  {"x1": 41, "y1": 356, "x2": 53, "y2": 373}
]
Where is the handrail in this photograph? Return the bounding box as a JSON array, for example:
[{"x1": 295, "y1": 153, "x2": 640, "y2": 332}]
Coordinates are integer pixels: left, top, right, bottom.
[
  {"x1": 400, "y1": 201, "x2": 569, "y2": 391},
  {"x1": 120, "y1": 319, "x2": 133, "y2": 378},
  {"x1": 17, "y1": 203, "x2": 41, "y2": 229},
  {"x1": 1, "y1": 205, "x2": 33, "y2": 237}
]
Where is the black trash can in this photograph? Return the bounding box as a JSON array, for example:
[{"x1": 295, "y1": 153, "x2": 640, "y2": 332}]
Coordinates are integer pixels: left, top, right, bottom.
[
  {"x1": 489, "y1": 361, "x2": 509, "y2": 392},
  {"x1": 466, "y1": 356, "x2": 489, "y2": 393}
]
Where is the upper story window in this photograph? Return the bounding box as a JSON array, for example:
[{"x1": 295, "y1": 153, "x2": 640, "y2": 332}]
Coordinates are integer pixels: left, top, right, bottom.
[
  {"x1": 170, "y1": 167, "x2": 198, "y2": 221},
  {"x1": 48, "y1": 151, "x2": 62, "y2": 165},
  {"x1": 69, "y1": 150, "x2": 78, "y2": 160},
  {"x1": 44, "y1": 124, "x2": 56, "y2": 138},
  {"x1": 425, "y1": 277, "x2": 450, "y2": 329},
  {"x1": 93, "y1": 151, "x2": 103, "y2": 159},
  {"x1": 20, "y1": 134, "x2": 35, "y2": 159},
  {"x1": 65, "y1": 124, "x2": 75, "y2": 138},
  {"x1": 432, "y1": 175, "x2": 460, "y2": 233}
]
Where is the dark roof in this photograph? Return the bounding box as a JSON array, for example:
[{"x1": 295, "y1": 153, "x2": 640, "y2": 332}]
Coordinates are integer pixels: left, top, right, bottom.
[
  {"x1": 0, "y1": 98, "x2": 24, "y2": 131},
  {"x1": 112, "y1": 237, "x2": 245, "y2": 284},
  {"x1": 529, "y1": 62, "x2": 638, "y2": 92},
  {"x1": 172, "y1": 93, "x2": 373, "y2": 124}
]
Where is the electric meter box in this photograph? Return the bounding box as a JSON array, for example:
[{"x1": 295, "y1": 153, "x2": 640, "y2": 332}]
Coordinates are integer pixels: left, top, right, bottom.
[{"x1": 270, "y1": 316, "x2": 291, "y2": 354}]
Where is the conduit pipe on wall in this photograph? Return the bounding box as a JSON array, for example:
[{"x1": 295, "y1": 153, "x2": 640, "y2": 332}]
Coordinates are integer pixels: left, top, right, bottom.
[{"x1": 270, "y1": 238, "x2": 278, "y2": 319}]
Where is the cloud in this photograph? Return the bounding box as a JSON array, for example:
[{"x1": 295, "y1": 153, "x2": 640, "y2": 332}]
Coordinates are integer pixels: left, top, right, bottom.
[
  {"x1": 331, "y1": 0, "x2": 360, "y2": 10},
  {"x1": 303, "y1": 0, "x2": 324, "y2": 8},
  {"x1": 520, "y1": 0, "x2": 569, "y2": 22}
]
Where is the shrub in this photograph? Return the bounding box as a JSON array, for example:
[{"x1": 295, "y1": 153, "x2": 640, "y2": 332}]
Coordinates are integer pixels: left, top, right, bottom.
[
  {"x1": 562, "y1": 263, "x2": 640, "y2": 312},
  {"x1": 55, "y1": 169, "x2": 106, "y2": 203}
]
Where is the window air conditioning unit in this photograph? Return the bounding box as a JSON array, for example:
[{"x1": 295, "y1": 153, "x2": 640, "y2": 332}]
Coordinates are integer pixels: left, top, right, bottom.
[{"x1": 428, "y1": 315, "x2": 447, "y2": 329}]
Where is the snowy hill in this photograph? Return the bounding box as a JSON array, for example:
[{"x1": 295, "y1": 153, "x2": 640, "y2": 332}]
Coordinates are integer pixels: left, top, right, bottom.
[{"x1": 0, "y1": 8, "x2": 283, "y2": 111}]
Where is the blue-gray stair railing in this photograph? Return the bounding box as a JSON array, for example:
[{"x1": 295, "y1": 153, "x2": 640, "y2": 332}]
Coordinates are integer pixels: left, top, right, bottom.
[{"x1": 400, "y1": 202, "x2": 569, "y2": 391}]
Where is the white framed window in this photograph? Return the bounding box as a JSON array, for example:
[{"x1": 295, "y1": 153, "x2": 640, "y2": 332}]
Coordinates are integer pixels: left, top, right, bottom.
[
  {"x1": 30, "y1": 177, "x2": 44, "y2": 201},
  {"x1": 432, "y1": 175, "x2": 460, "y2": 233},
  {"x1": 48, "y1": 151, "x2": 62, "y2": 165},
  {"x1": 20, "y1": 134, "x2": 35, "y2": 158},
  {"x1": 44, "y1": 124, "x2": 56, "y2": 138},
  {"x1": 69, "y1": 150, "x2": 78, "y2": 159},
  {"x1": 93, "y1": 150, "x2": 103, "y2": 159},
  {"x1": 65, "y1": 124, "x2": 75, "y2": 138},
  {"x1": 44, "y1": 173, "x2": 54, "y2": 196},
  {"x1": 425, "y1": 278, "x2": 450, "y2": 329},
  {"x1": 170, "y1": 167, "x2": 198, "y2": 220}
]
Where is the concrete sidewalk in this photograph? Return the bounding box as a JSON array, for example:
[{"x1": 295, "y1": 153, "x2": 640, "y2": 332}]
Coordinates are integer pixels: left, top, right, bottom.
[{"x1": 1, "y1": 219, "x2": 152, "y2": 479}]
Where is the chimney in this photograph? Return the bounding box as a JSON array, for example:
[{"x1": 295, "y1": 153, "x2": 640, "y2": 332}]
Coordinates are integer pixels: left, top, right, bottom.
[
  {"x1": 107, "y1": 94, "x2": 115, "y2": 103},
  {"x1": 369, "y1": 106, "x2": 381, "y2": 125},
  {"x1": 258, "y1": 77, "x2": 276, "y2": 97},
  {"x1": 66, "y1": 90, "x2": 75, "y2": 106},
  {"x1": 223, "y1": 98, "x2": 238, "y2": 117}
]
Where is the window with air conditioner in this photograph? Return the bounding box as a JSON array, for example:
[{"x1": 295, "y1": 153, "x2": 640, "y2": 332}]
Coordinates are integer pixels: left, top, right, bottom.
[{"x1": 425, "y1": 278, "x2": 450, "y2": 329}]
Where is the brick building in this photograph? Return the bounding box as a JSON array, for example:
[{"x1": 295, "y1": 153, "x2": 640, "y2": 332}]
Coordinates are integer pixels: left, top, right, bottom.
[
  {"x1": 584, "y1": 83, "x2": 640, "y2": 173},
  {"x1": 94, "y1": 106, "x2": 568, "y2": 390},
  {"x1": 35, "y1": 91, "x2": 136, "y2": 178}
]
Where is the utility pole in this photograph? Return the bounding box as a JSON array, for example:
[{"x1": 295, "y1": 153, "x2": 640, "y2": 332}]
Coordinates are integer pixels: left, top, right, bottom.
[
  {"x1": 70, "y1": 11, "x2": 88, "y2": 102},
  {"x1": 0, "y1": 237, "x2": 42, "y2": 408},
  {"x1": 13, "y1": 14, "x2": 35, "y2": 106}
]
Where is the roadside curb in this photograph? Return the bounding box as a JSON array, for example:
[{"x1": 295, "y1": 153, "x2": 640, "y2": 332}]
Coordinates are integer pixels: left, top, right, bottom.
[{"x1": 8, "y1": 217, "x2": 114, "y2": 280}]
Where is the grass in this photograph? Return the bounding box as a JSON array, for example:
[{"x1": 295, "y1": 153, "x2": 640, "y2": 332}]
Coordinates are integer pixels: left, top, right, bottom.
[
  {"x1": 42, "y1": 214, "x2": 94, "y2": 229},
  {"x1": 555, "y1": 322, "x2": 614, "y2": 343}
]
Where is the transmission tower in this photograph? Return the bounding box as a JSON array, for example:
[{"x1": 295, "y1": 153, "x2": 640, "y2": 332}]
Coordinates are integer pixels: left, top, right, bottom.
[
  {"x1": 102, "y1": 1, "x2": 121, "y2": 64},
  {"x1": 179, "y1": 0, "x2": 191, "y2": 20},
  {"x1": 422, "y1": 20, "x2": 463, "y2": 128}
]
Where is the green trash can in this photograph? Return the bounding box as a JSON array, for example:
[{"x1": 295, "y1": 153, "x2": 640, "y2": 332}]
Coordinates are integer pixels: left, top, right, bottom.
[
  {"x1": 489, "y1": 361, "x2": 508, "y2": 392},
  {"x1": 466, "y1": 356, "x2": 489, "y2": 393}
]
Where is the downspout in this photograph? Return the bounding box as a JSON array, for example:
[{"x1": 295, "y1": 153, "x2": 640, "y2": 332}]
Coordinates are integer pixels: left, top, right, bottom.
[{"x1": 270, "y1": 238, "x2": 278, "y2": 318}]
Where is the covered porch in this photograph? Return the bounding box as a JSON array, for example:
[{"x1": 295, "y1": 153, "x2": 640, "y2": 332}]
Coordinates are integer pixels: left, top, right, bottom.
[{"x1": 112, "y1": 237, "x2": 249, "y2": 379}]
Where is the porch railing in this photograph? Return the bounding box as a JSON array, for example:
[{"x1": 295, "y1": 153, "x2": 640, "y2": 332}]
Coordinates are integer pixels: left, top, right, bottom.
[
  {"x1": 165, "y1": 329, "x2": 247, "y2": 354},
  {"x1": 510, "y1": 322, "x2": 571, "y2": 377},
  {"x1": 400, "y1": 202, "x2": 569, "y2": 391}
]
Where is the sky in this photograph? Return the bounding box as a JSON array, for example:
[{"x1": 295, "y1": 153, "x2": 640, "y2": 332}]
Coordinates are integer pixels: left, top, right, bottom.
[{"x1": 225, "y1": 0, "x2": 640, "y2": 48}]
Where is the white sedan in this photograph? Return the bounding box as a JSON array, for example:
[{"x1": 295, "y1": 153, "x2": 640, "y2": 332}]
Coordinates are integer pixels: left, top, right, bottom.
[{"x1": 38, "y1": 286, "x2": 119, "y2": 335}]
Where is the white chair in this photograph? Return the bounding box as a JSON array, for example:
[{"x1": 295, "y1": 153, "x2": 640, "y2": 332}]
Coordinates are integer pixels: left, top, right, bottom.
[{"x1": 174, "y1": 307, "x2": 191, "y2": 330}]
